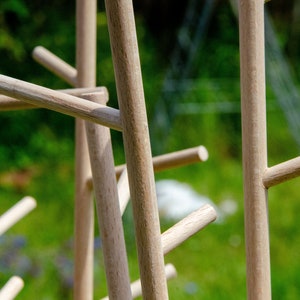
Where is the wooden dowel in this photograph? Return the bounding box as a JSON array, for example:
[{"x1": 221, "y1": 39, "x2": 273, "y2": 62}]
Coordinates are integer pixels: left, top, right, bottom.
[
  {"x1": 0, "y1": 196, "x2": 36, "y2": 236},
  {"x1": 0, "y1": 75, "x2": 122, "y2": 131},
  {"x1": 0, "y1": 276, "x2": 24, "y2": 300},
  {"x1": 73, "y1": 1, "x2": 97, "y2": 299},
  {"x1": 239, "y1": 1, "x2": 271, "y2": 299},
  {"x1": 263, "y1": 156, "x2": 300, "y2": 188},
  {"x1": 100, "y1": 264, "x2": 177, "y2": 300},
  {"x1": 117, "y1": 168, "x2": 130, "y2": 215},
  {"x1": 32, "y1": 46, "x2": 77, "y2": 86},
  {"x1": 115, "y1": 145, "x2": 208, "y2": 178},
  {"x1": 0, "y1": 87, "x2": 108, "y2": 111},
  {"x1": 84, "y1": 93, "x2": 131, "y2": 299},
  {"x1": 105, "y1": 0, "x2": 169, "y2": 298},
  {"x1": 161, "y1": 204, "x2": 217, "y2": 255}
]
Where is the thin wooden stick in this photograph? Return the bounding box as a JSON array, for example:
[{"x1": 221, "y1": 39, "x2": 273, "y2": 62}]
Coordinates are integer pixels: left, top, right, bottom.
[
  {"x1": 84, "y1": 93, "x2": 131, "y2": 299},
  {"x1": 32, "y1": 46, "x2": 77, "y2": 86},
  {"x1": 161, "y1": 204, "x2": 217, "y2": 255},
  {"x1": 105, "y1": 0, "x2": 169, "y2": 298},
  {"x1": 0, "y1": 196, "x2": 36, "y2": 236},
  {"x1": 263, "y1": 156, "x2": 300, "y2": 188},
  {"x1": 0, "y1": 87, "x2": 107, "y2": 111},
  {"x1": 73, "y1": 1, "x2": 97, "y2": 299},
  {"x1": 115, "y1": 145, "x2": 208, "y2": 178},
  {"x1": 0, "y1": 276, "x2": 24, "y2": 300},
  {"x1": 100, "y1": 264, "x2": 177, "y2": 300},
  {"x1": 239, "y1": 1, "x2": 271, "y2": 299},
  {"x1": 117, "y1": 168, "x2": 130, "y2": 215},
  {"x1": 0, "y1": 75, "x2": 121, "y2": 131}
]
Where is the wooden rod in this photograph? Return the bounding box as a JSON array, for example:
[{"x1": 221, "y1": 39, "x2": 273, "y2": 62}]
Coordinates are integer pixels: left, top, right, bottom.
[
  {"x1": 0, "y1": 196, "x2": 36, "y2": 236},
  {"x1": 161, "y1": 204, "x2": 217, "y2": 255},
  {"x1": 117, "y1": 168, "x2": 130, "y2": 215},
  {"x1": 84, "y1": 93, "x2": 131, "y2": 299},
  {"x1": 100, "y1": 264, "x2": 177, "y2": 300},
  {"x1": 73, "y1": 1, "x2": 97, "y2": 300},
  {"x1": 263, "y1": 156, "x2": 300, "y2": 188},
  {"x1": 105, "y1": 0, "x2": 169, "y2": 298},
  {"x1": 0, "y1": 276, "x2": 24, "y2": 300},
  {"x1": 0, "y1": 75, "x2": 122, "y2": 131},
  {"x1": 32, "y1": 46, "x2": 77, "y2": 86},
  {"x1": 239, "y1": 1, "x2": 271, "y2": 299},
  {"x1": 115, "y1": 145, "x2": 208, "y2": 178},
  {"x1": 0, "y1": 87, "x2": 108, "y2": 111}
]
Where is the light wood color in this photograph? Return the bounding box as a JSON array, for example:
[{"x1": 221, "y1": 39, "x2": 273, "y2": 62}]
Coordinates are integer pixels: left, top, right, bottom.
[
  {"x1": 117, "y1": 168, "x2": 130, "y2": 215},
  {"x1": 105, "y1": 0, "x2": 168, "y2": 298},
  {"x1": 0, "y1": 276, "x2": 24, "y2": 300},
  {"x1": 32, "y1": 46, "x2": 77, "y2": 86},
  {"x1": 73, "y1": 1, "x2": 97, "y2": 299},
  {"x1": 0, "y1": 87, "x2": 107, "y2": 111},
  {"x1": 239, "y1": 1, "x2": 271, "y2": 299},
  {"x1": 0, "y1": 75, "x2": 121, "y2": 131},
  {"x1": 0, "y1": 196, "x2": 36, "y2": 236},
  {"x1": 84, "y1": 92, "x2": 132, "y2": 299},
  {"x1": 263, "y1": 156, "x2": 300, "y2": 188},
  {"x1": 100, "y1": 264, "x2": 177, "y2": 300},
  {"x1": 161, "y1": 204, "x2": 217, "y2": 255}
]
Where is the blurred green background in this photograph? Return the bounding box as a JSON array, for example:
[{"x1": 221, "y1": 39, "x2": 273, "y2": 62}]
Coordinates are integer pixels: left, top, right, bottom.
[{"x1": 0, "y1": 0, "x2": 300, "y2": 299}]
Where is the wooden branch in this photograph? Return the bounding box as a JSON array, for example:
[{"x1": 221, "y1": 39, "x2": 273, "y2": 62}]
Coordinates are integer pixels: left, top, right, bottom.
[
  {"x1": 239, "y1": 1, "x2": 271, "y2": 299},
  {"x1": 0, "y1": 276, "x2": 24, "y2": 300},
  {"x1": 84, "y1": 93, "x2": 131, "y2": 299},
  {"x1": 0, "y1": 87, "x2": 108, "y2": 111},
  {"x1": 115, "y1": 145, "x2": 208, "y2": 178},
  {"x1": 100, "y1": 264, "x2": 177, "y2": 300},
  {"x1": 161, "y1": 204, "x2": 217, "y2": 255},
  {"x1": 32, "y1": 46, "x2": 77, "y2": 86},
  {"x1": 105, "y1": 0, "x2": 168, "y2": 297},
  {"x1": 0, "y1": 75, "x2": 121, "y2": 131},
  {"x1": 263, "y1": 156, "x2": 300, "y2": 188},
  {"x1": 0, "y1": 196, "x2": 36, "y2": 236}
]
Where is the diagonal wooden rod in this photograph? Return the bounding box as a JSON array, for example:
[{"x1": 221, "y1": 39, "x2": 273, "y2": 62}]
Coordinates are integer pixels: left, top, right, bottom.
[
  {"x1": 104, "y1": 0, "x2": 168, "y2": 298},
  {"x1": 0, "y1": 75, "x2": 122, "y2": 131},
  {"x1": 0, "y1": 87, "x2": 107, "y2": 111},
  {"x1": 32, "y1": 46, "x2": 77, "y2": 86},
  {"x1": 73, "y1": 1, "x2": 97, "y2": 299},
  {"x1": 0, "y1": 276, "x2": 24, "y2": 300},
  {"x1": 239, "y1": 0, "x2": 271, "y2": 299},
  {"x1": 263, "y1": 156, "x2": 300, "y2": 188}
]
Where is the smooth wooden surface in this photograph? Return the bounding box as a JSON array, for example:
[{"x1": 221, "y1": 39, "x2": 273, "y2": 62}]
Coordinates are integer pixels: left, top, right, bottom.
[
  {"x1": 239, "y1": 0, "x2": 271, "y2": 299},
  {"x1": 73, "y1": 1, "x2": 97, "y2": 299},
  {"x1": 161, "y1": 204, "x2": 217, "y2": 255},
  {"x1": 105, "y1": 0, "x2": 168, "y2": 298},
  {"x1": 263, "y1": 156, "x2": 300, "y2": 188},
  {"x1": 114, "y1": 145, "x2": 208, "y2": 177},
  {"x1": 0, "y1": 75, "x2": 121, "y2": 131},
  {"x1": 117, "y1": 168, "x2": 131, "y2": 215},
  {"x1": 0, "y1": 87, "x2": 108, "y2": 111},
  {"x1": 100, "y1": 264, "x2": 177, "y2": 300},
  {"x1": 0, "y1": 276, "x2": 24, "y2": 300},
  {"x1": 0, "y1": 196, "x2": 36, "y2": 236},
  {"x1": 32, "y1": 46, "x2": 77, "y2": 86}
]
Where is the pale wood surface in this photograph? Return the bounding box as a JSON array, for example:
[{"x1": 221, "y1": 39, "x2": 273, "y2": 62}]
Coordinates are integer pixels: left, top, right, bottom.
[
  {"x1": 73, "y1": 1, "x2": 97, "y2": 299},
  {"x1": 84, "y1": 93, "x2": 131, "y2": 299},
  {"x1": 105, "y1": 0, "x2": 168, "y2": 298},
  {"x1": 161, "y1": 204, "x2": 217, "y2": 255},
  {"x1": 0, "y1": 87, "x2": 108, "y2": 111},
  {"x1": 32, "y1": 46, "x2": 77, "y2": 86},
  {"x1": 0, "y1": 75, "x2": 121, "y2": 131},
  {"x1": 239, "y1": 0, "x2": 271, "y2": 299},
  {"x1": 100, "y1": 264, "x2": 177, "y2": 300},
  {"x1": 0, "y1": 276, "x2": 24, "y2": 300},
  {"x1": 263, "y1": 156, "x2": 300, "y2": 188},
  {"x1": 114, "y1": 145, "x2": 208, "y2": 177},
  {"x1": 117, "y1": 168, "x2": 131, "y2": 215},
  {"x1": 0, "y1": 196, "x2": 36, "y2": 236}
]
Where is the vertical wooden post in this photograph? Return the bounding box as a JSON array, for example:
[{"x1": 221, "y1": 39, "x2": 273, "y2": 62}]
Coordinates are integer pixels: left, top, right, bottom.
[
  {"x1": 104, "y1": 0, "x2": 169, "y2": 298},
  {"x1": 74, "y1": 0, "x2": 96, "y2": 299},
  {"x1": 238, "y1": 1, "x2": 271, "y2": 299}
]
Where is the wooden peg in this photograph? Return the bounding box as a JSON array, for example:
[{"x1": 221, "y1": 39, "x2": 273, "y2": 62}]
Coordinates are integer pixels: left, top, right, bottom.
[{"x1": 0, "y1": 276, "x2": 24, "y2": 300}]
